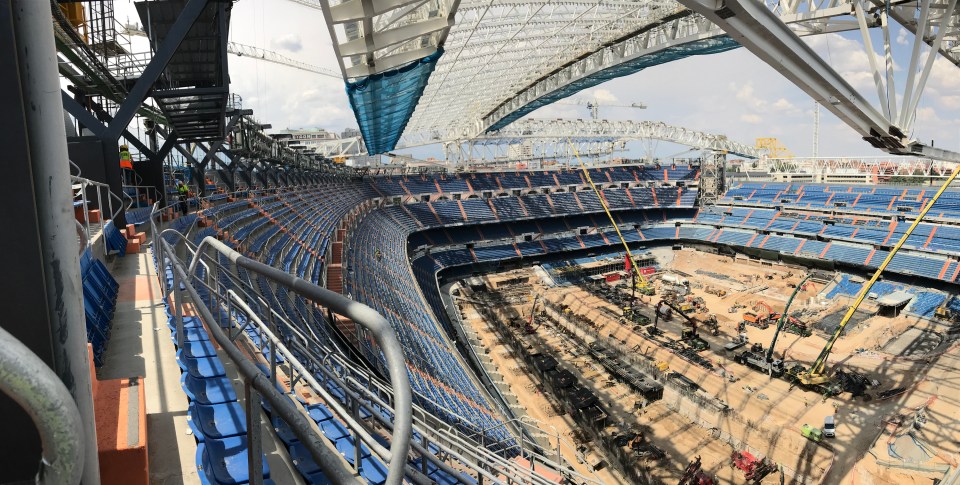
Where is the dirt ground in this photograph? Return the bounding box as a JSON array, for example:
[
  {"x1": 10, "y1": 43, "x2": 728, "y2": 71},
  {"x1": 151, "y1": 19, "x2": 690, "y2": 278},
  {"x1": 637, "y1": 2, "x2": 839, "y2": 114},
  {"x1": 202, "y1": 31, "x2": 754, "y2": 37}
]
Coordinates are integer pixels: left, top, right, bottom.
[{"x1": 457, "y1": 249, "x2": 960, "y2": 484}]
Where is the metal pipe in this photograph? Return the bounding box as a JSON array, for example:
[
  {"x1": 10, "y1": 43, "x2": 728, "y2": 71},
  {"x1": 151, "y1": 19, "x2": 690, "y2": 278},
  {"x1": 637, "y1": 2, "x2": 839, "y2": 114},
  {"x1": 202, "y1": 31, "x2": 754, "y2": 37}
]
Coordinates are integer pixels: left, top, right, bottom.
[
  {"x1": 0, "y1": 326, "x2": 84, "y2": 485},
  {"x1": 190, "y1": 236, "x2": 413, "y2": 485},
  {"x1": 76, "y1": 221, "x2": 88, "y2": 254},
  {"x1": 11, "y1": 0, "x2": 100, "y2": 481},
  {"x1": 161, "y1": 238, "x2": 360, "y2": 484}
]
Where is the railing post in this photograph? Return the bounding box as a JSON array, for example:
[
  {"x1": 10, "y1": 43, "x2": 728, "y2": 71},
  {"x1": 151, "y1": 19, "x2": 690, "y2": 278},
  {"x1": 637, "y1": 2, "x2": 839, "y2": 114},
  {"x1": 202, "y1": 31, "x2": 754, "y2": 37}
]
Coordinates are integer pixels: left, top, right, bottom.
[
  {"x1": 245, "y1": 380, "x2": 264, "y2": 485},
  {"x1": 268, "y1": 309, "x2": 278, "y2": 388},
  {"x1": 174, "y1": 261, "x2": 185, "y2": 349},
  {"x1": 97, "y1": 186, "x2": 106, "y2": 254}
]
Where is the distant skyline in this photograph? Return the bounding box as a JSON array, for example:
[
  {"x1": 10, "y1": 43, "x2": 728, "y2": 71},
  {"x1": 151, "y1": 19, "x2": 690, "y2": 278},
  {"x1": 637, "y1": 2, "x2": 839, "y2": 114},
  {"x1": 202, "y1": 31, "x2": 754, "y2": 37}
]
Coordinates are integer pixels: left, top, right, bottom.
[{"x1": 113, "y1": 1, "x2": 960, "y2": 160}]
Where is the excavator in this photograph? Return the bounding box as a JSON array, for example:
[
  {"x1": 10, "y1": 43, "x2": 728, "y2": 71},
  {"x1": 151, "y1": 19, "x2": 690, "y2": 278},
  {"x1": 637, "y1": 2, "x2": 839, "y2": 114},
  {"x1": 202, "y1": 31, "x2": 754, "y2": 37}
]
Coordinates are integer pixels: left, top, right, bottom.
[
  {"x1": 659, "y1": 300, "x2": 712, "y2": 350},
  {"x1": 735, "y1": 275, "x2": 812, "y2": 377},
  {"x1": 568, "y1": 141, "x2": 654, "y2": 296},
  {"x1": 649, "y1": 300, "x2": 672, "y2": 336},
  {"x1": 524, "y1": 294, "x2": 543, "y2": 334},
  {"x1": 793, "y1": 165, "x2": 960, "y2": 393}
]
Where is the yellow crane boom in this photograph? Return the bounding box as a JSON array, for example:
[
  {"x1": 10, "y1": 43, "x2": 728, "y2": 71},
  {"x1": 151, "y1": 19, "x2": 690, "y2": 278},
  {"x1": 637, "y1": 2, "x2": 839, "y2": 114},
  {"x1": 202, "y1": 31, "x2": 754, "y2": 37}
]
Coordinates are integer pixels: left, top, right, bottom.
[
  {"x1": 567, "y1": 140, "x2": 653, "y2": 293},
  {"x1": 802, "y1": 165, "x2": 960, "y2": 385}
]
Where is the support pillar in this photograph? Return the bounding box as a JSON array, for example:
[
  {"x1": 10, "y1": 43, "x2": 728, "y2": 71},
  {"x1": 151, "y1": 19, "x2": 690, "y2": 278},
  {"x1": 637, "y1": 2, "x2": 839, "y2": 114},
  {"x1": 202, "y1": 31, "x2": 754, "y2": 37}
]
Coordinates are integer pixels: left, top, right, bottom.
[
  {"x1": 699, "y1": 151, "x2": 726, "y2": 207},
  {"x1": 6, "y1": 0, "x2": 100, "y2": 482}
]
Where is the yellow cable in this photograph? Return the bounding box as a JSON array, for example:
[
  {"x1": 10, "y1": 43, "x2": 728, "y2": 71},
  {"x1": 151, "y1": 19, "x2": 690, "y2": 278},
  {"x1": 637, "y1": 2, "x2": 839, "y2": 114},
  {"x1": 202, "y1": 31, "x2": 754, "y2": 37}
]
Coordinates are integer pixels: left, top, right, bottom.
[
  {"x1": 805, "y1": 165, "x2": 960, "y2": 382},
  {"x1": 567, "y1": 140, "x2": 651, "y2": 289}
]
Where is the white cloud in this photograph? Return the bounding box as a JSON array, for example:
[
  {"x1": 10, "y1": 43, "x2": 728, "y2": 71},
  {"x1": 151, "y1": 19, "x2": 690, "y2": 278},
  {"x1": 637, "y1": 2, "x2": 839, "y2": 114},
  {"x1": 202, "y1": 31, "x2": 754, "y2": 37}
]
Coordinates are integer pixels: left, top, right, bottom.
[
  {"x1": 587, "y1": 88, "x2": 620, "y2": 103},
  {"x1": 273, "y1": 33, "x2": 303, "y2": 52},
  {"x1": 740, "y1": 114, "x2": 763, "y2": 124},
  {"x1": 896, "y1": 28, "x2": 909, "y2": 46},
  {"x1": 772, "y1": 98, "x2": 796, "y2": 112}
]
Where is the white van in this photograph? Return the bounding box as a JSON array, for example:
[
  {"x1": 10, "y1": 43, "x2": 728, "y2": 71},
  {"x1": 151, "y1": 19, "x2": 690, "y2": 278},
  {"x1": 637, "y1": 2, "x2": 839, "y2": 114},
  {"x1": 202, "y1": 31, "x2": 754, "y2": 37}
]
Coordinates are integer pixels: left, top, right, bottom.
[{"x1": 823, "y1": 415, "x2": 836, "y2": 438}]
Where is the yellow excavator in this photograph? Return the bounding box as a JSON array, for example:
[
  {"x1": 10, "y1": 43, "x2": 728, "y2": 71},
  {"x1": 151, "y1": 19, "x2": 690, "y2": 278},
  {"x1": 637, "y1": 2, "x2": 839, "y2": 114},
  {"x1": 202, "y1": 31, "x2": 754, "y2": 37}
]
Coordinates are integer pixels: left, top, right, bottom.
[
  {"x1": 568, "y1": 141, "x2": 655, "y2": 296},
  {"x1": 794, "y1": 166, "x2": 960, "y2": 393}
]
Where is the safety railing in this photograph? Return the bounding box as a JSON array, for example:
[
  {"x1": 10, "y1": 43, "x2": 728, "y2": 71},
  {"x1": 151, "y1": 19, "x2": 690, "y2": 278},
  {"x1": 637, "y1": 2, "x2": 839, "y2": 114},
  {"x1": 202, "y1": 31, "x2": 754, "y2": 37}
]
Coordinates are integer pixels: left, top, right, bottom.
[
  {"x1": 71, "y1": 174, "x2": 122, "y2": 255},
  {"x1": 122, "y1": 184, "x2": 160, "y2": 209},
  {"x1": 149, "y1": 186, "x2": 596, "y2": 485},
  {"x1": 0, "y1": 326, "x2": 83, "y2": 485}
]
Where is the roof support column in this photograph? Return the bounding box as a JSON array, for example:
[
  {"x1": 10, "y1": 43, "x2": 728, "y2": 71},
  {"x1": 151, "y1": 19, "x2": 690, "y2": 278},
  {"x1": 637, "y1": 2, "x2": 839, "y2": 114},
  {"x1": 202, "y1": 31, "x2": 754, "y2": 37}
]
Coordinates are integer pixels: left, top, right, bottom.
[{"x1": 5, "y1": 0, "x2": 100, "y2": 482}]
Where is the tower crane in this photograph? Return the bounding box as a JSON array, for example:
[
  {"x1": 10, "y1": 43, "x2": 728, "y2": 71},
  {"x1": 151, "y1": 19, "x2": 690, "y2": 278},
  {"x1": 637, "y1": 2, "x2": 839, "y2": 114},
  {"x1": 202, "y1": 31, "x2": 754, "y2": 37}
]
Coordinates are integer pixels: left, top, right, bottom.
[
  {"x1": 555, "y1": 98, "x2": 648, "y2": 120},
  {"x1": 227, "y1": 42, "x2": 341, "y2": 79},
  {"x1": 121, "y1": 24, "x2": 341, "y2": 79}
]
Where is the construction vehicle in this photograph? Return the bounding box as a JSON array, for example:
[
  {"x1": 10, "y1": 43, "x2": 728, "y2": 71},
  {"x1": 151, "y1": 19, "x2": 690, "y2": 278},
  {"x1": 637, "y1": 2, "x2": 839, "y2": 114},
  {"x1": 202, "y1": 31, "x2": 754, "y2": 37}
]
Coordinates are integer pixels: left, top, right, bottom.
[
  {"x1": 678, "y1": 456, "x2": 715, "y2": 485},
  {"x1": 741, "y1": 312, "x2": 770, "y2": 330},
  {"x1": 735, "y1": 343, "x2": 784, "y2": 377},
  {"x1": 783, "y1": 317, "x2": 812, "y2": 337},
  {"x1": 661, "y1": 300, "x2": 710, "y2": 351},
  {"x1": 800, "y1": 424, "x2": 823, "y2": 442},
  {"x1": 524, "y1": 294, "x2": 543, "y2": 334},
  {"x1": 661, "y1": 273, "x2": 688, "y2": 286},
  {"x1": 623, "y1": 306, "x2": 650, "y2": 326},
  {"x1": 649, "y1": 301, "x2": 671, "y2": 336},
  {"x1": 723, "y1": 334, "x2": 749, "y2": 353},
  {"x1": 702, "y1": 314, "x2": 720, "y2": 336},
  {"x1": 732, "y1": 450, "x2": 777, "y2": 482},
  {"x1": 764, "y1": 275, "x2": 812, "y2": 362},
  {"x1": 704, "y1": 286, "x2": 727, "y2": 297},
  {"x1": 935, "y1": 304, "x2": 959, "y2": 322},
  {"x1": 741, "y1": 301, "x2": 781, "y2": 330},
  {"x1": 794, "y1": 166, "x2": 960, "y2": 393}
]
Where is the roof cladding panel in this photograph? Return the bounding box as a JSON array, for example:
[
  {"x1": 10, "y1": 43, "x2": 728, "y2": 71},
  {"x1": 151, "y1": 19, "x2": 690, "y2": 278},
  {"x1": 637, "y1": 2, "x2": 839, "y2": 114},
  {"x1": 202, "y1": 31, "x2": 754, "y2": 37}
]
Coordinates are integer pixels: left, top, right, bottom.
[{"x1": 400, "y1": 0, "x2": 710, "y2": 141}]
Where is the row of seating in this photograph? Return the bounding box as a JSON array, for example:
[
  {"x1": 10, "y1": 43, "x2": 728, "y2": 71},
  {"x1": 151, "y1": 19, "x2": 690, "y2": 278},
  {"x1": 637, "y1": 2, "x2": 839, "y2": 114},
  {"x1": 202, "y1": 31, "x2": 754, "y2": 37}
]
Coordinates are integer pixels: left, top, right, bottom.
[
  {"x1": 152, "y1": 248, "x2": 273, "y2": 485},
  {"x1": 395, "y1": 186, "x2": 697, "y2": 227},
  {"x1": 345, "y1": 210, "x2": 517, "y2": 450},
  {"x1": 368, "y1": 164, "x2": 698, "y2": 196},
  {"x1": 81, "y1": 248, "x2": 119, "y2": 366},
  {"x1": 722, "y1": 182, "x2": 960, "y2": 219},
  {"x1": 174, "y1": 190, "x2": 480, "y2": 484},
  {"x1": 408, "y1": 210, "x2": 960, "y2": 284}
]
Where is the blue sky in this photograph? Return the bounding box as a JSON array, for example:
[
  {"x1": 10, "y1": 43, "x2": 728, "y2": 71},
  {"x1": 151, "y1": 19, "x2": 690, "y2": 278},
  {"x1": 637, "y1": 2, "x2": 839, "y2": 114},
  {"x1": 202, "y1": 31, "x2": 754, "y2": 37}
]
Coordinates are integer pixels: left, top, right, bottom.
[{"x1": 113, "y1": 1, "x2": 960, "y2": 160}]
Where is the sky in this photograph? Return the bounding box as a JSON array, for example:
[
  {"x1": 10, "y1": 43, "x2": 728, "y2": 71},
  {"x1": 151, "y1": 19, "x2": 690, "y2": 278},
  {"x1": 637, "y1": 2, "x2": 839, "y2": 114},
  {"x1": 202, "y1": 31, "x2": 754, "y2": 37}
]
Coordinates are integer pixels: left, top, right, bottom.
[{"x1": 113, "y1": 0, "x2": 960, "y2": 160}]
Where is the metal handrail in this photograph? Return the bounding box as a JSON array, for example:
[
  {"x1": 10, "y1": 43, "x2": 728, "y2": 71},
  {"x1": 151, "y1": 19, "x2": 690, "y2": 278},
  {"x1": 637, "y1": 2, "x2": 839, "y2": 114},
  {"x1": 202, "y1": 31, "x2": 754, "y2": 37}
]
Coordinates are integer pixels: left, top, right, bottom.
[
  {"x1": 160, "y1": 238, "x2": 361, "y2": 484},
  {"x1": 150, "y1": 190, "x2": 593, "y2": 485},
  {"x1": 0, "y1": 326, "x2": 83, "y2": 485},
  {"x1": 188, "y1": 236, "x2": 413, "y2": 485}
]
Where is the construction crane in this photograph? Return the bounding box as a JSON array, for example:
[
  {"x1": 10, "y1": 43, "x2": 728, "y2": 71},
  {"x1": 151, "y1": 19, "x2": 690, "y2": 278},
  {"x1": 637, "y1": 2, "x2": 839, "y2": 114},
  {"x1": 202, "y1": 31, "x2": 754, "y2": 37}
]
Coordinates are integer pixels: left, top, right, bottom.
[
  {"x1": 227, "y1": 42, "x2": 341, "y2": 79},
  {"x1": 798, "y1": 165, "x2": 960, "y2": 390},
  {"x1": 567, "y1": 139, "x2": 654, "y2": 296},
  {"x1": 765, "y1": 274, "x2": 812, "y2": 363},
  {"x1": 121, "y1": 23, "x2": 341, "y2": 79},
  {"x1": 556, "y1": 98, "x2": 647, "y2": 120}
]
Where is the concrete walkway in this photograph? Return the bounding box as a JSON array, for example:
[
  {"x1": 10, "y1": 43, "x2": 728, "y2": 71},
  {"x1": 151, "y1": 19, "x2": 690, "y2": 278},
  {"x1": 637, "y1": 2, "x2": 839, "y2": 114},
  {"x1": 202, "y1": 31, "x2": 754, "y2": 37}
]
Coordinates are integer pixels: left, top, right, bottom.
[{"x1": 98, "y1": 247, "x2": 200, "y2": 485}]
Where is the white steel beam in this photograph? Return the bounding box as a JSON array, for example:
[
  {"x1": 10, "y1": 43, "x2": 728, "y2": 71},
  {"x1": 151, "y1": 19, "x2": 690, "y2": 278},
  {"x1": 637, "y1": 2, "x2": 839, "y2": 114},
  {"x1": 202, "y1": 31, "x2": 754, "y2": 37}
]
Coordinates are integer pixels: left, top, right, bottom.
[
  {"x1": 675, "y1": 0, "x2": 960, "y2": 161},
  {"x1": 317, "y1": 0, "x2": 461, "y2": 79},
  {"x1": 442, "y1": 118, "x2": 763, "y2": 159}
]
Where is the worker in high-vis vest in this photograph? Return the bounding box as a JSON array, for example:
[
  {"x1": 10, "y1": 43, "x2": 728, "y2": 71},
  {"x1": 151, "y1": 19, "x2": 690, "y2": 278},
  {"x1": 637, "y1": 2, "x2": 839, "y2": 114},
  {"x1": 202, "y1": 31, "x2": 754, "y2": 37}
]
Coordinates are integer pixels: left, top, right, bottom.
[
  {"x1": 176, "y1": 180, "x2": 190, "y2": 216},
  {"x1": 119, "y1": 144, "x2": 133, "y2": 170}
]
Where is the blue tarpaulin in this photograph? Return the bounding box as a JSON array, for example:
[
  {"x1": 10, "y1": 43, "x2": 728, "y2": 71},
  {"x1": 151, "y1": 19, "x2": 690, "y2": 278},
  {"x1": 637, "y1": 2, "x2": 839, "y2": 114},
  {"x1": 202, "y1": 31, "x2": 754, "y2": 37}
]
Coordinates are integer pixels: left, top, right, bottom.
[{"x1": 346, "y1": 48, "x2": 444, "y2": 154}]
